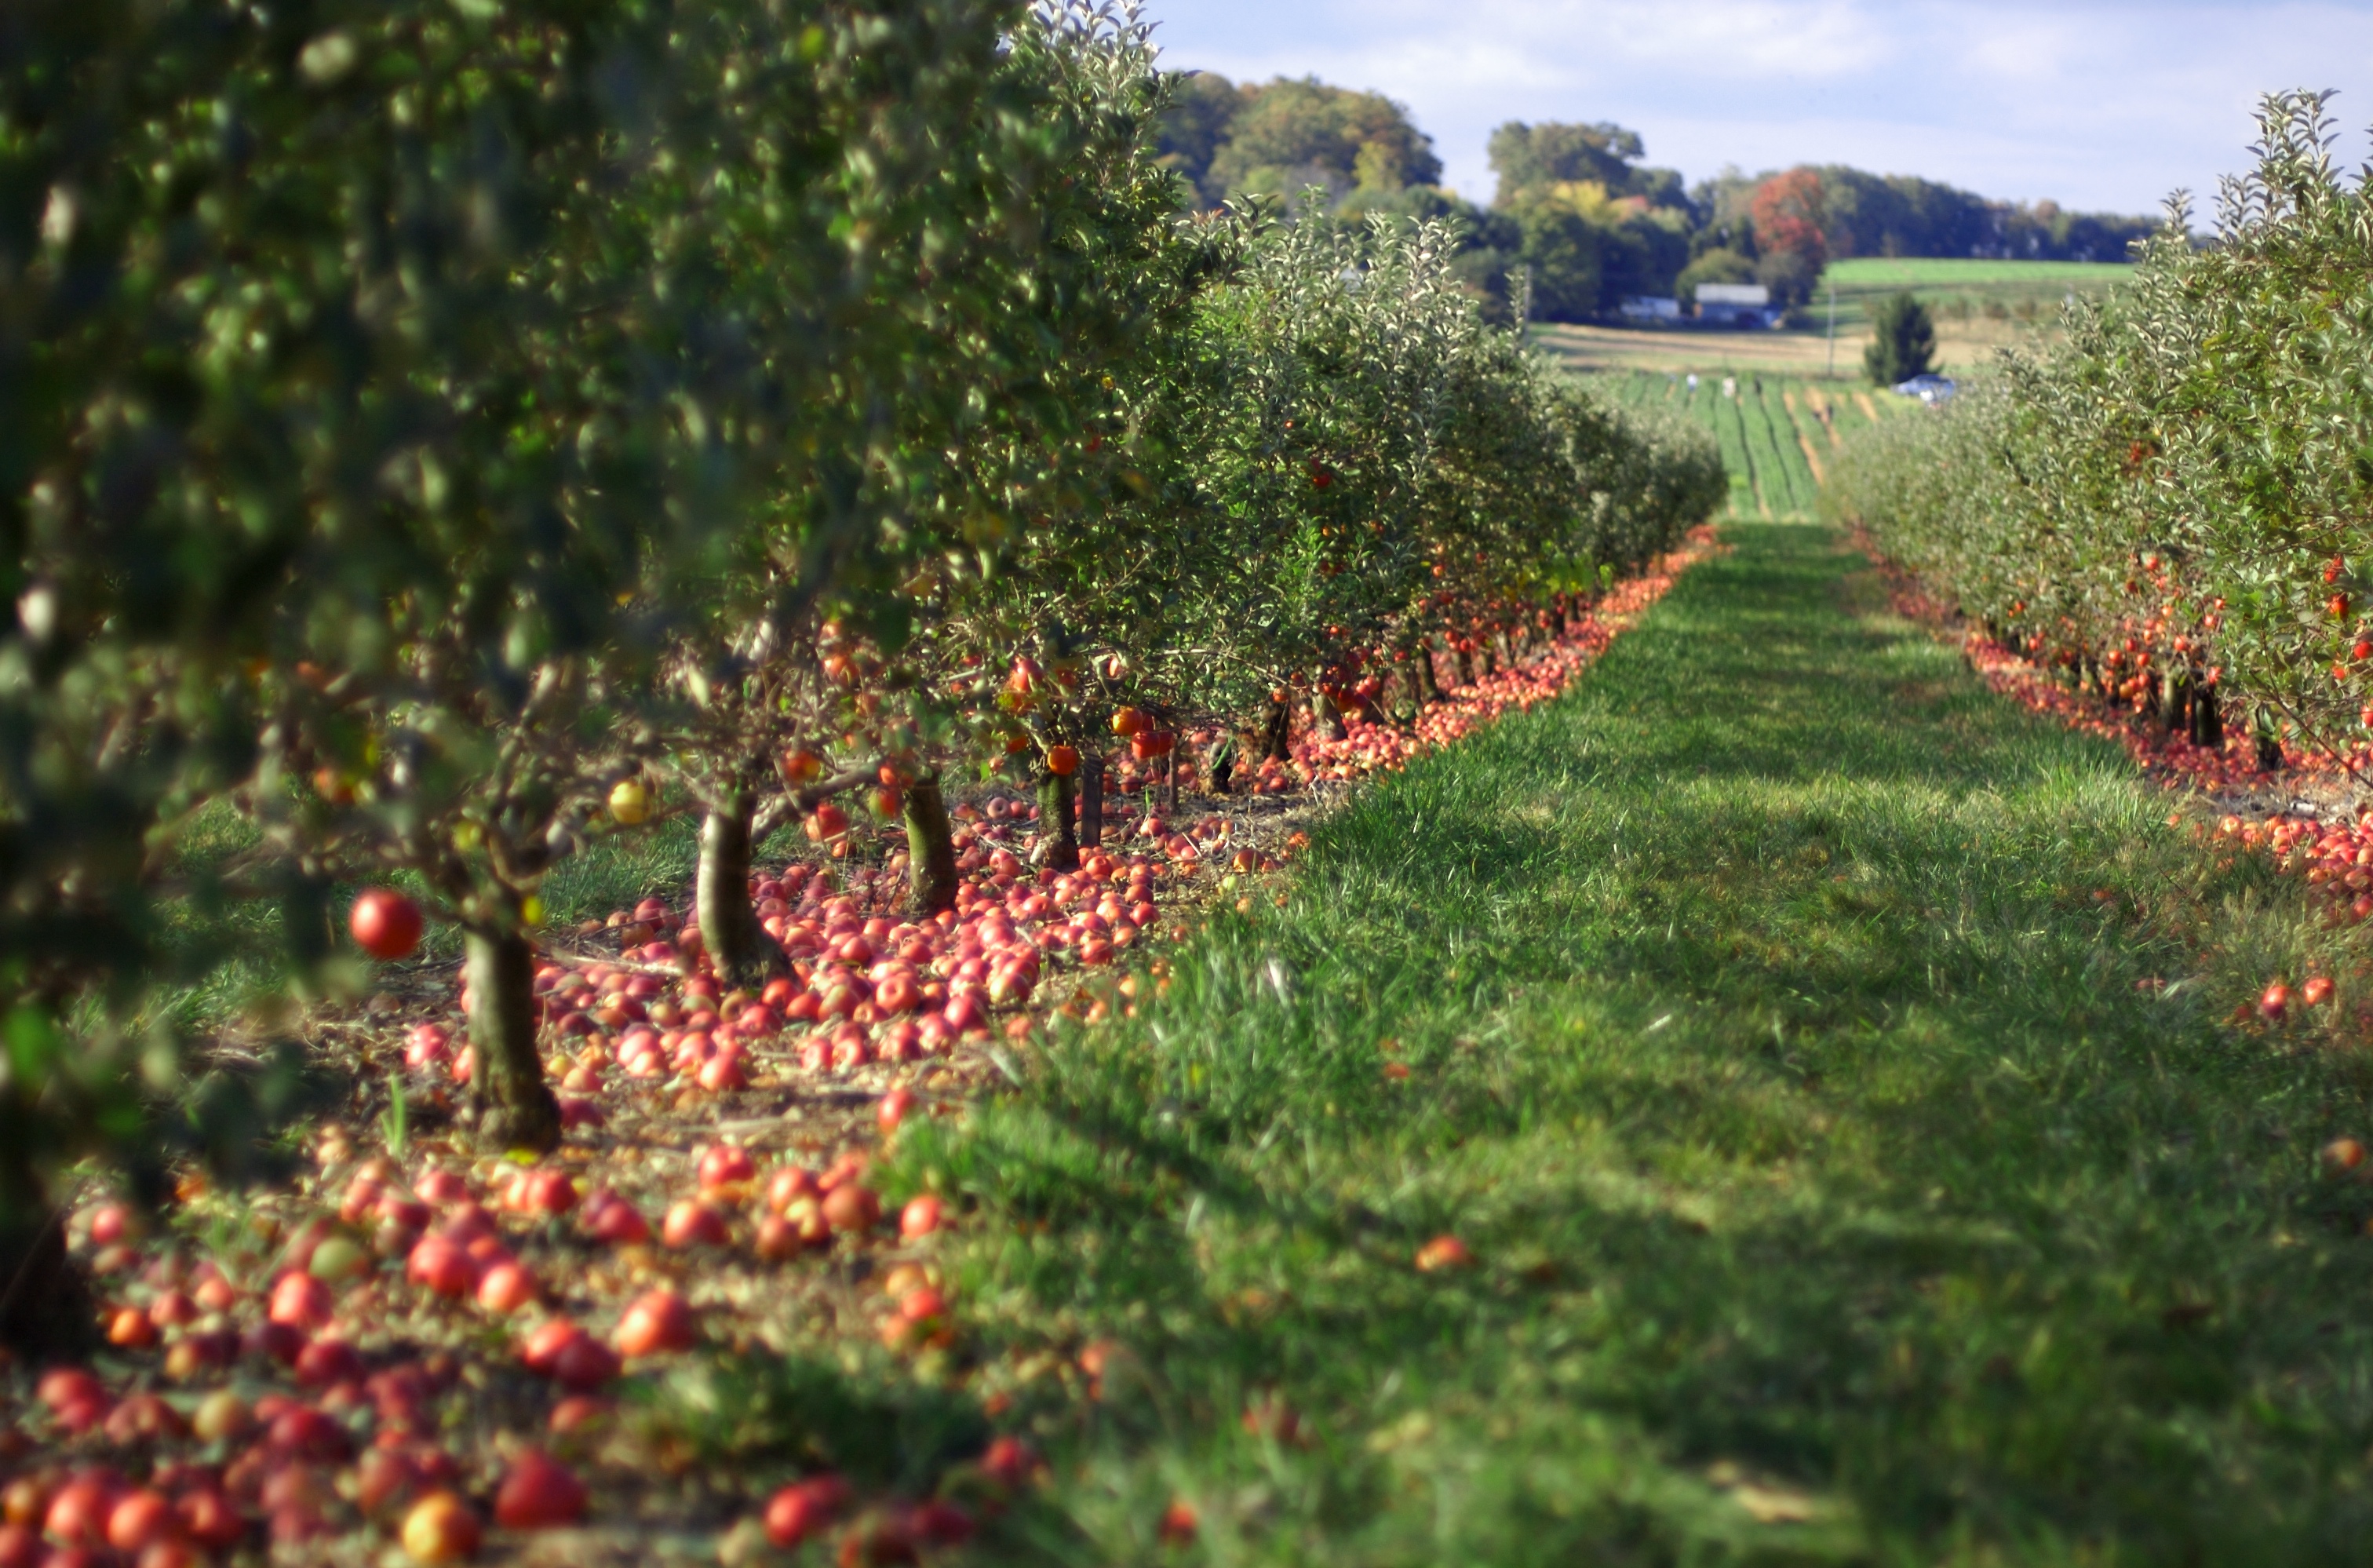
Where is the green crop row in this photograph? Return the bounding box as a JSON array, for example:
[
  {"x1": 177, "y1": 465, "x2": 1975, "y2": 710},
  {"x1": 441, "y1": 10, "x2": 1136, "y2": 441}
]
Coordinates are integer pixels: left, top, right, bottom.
[{"x1": 1588, "y1": 370, "x2": 1878, "y2": 517}]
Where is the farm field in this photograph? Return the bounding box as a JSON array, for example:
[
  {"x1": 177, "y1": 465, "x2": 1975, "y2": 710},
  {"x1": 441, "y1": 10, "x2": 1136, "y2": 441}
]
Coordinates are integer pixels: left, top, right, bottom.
[
  {"x1": 1822, "y1": 255, "x2": 2134, "y2": 331},
  {"x1": 1532, "y1": 256, "x2": 2135, "y2": 377},
  {"x1": 910, "y1": 520, "x2": 2373, "y2": 1563},
  {"x1": 1587, "y1": 368, "x2": 1911, "y2": 520}
]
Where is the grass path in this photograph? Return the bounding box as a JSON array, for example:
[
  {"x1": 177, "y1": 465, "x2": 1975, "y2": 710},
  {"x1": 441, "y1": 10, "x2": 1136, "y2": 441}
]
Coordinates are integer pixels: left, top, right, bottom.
[{"x1": 899, "y1": 522, "x2": 2373, "y2": 1566}]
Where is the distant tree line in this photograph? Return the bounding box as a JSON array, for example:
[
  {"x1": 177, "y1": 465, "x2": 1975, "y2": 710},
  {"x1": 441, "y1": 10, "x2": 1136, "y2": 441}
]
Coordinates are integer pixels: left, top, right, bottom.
[
  {"x1": 1158, "y1": 74, "x2": 2159, "y2": 326},
  {"x1": 1692, "y1": 164, "x2": 2157, "y2": 267}
]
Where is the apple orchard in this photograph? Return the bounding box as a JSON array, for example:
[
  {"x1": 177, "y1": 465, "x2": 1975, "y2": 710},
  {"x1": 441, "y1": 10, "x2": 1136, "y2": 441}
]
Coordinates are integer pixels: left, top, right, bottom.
[{"x1": 0, "y1": 2, "x2": 1723, "y2": 1564}]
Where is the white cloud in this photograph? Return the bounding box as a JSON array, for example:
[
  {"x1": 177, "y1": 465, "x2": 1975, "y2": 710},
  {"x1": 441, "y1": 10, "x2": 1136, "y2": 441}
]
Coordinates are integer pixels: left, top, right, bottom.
[{"x1": 1146, "y1": 0, "x2": 2373, "y2": 213}]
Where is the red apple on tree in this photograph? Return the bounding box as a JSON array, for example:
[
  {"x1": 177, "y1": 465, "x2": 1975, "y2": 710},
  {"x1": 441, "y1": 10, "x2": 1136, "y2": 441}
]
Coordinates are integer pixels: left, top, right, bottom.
[{"x1": 349, "y1": 888, "x2": 423, "y2": 961}]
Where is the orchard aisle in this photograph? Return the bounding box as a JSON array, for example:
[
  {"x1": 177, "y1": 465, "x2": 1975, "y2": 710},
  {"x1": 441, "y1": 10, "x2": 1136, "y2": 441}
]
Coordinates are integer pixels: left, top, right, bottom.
[{"x1": 939, "y1": 521, "x2": 2373, "y2": 1566}]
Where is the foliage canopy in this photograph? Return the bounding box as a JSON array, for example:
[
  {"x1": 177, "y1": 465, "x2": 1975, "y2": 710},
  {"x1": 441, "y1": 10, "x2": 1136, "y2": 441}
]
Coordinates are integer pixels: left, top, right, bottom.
[{"x1": 1829, "y1": 93, "x2": 2373, "y2": 760}]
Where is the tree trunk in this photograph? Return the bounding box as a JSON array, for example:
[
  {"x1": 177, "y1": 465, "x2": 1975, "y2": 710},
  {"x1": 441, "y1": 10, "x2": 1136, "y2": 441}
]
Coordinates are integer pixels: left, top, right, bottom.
[
  {"x1": 1411, "y1": 640, "x2": 1441, "y2": 707},
  {"x1": 1453, "y1": 645, "x2": 1474, "y2": 686},
  {"x1": 902, "y1": 771, "x2": 961, "y2": 917},
  {"x1": 464, "y1": 927, "x2": 561, "y2": 1154},
  {"x1": 2192, "y1": 679, "x2": 2223, "y2": 747},
  {"x1": 1078, "y1": 757, "x2": 1105, "y2": 848},
  {"x1": 2162, "y1": 669, "x2": 2191, "y2": 738},
  {"x1": 279, "y1": 867, "x2": 337, "y2": 978},
  {"x1": 1037, "y1": 765, "x2": 1079, "y2": 872},
  {"x1": 698, "y1": 793, "x2": 788, "y2": 992},
  {"x1": 1206, "y1": 740, "x2": 1236, "y2": 795},
  {"x1": 0, "y1": 1142, "x2": 93, "y2": 1362},
  {"x1": 2255, "y1": 712, "x2": 2286, "y2": 774},
  {"x1": 1262, "y1": 694, "x2": 1292, "y2": 762},
  {"x1": 1312, "y1": 690, "x2": 1347, "y2": 742}
]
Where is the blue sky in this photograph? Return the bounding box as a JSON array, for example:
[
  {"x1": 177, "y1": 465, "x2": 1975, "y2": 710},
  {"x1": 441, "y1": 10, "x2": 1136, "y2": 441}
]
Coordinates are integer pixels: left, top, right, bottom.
[{"x1": 1143, "y1": 1, "x2": 2373, "y2": 218}]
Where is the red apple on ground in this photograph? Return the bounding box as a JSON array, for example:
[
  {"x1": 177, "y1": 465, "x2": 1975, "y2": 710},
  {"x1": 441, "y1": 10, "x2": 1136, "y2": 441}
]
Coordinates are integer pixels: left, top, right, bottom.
[
  {"x1": 762, "y1": 1475, "x2": 850, "y2": 1548},
  {"x1": 492, "y1": 1449, "x2": 587, "y2": 1530},
  {"x1": 400, "y1": 1492, "x2": 481, "y2": 1563},
  {"x1": 614, "y1": 1289, "x2": 696, "y2": 1358},
  {"x1": 662, "y1": 1201, "x2": 729, "y2": 1249}
]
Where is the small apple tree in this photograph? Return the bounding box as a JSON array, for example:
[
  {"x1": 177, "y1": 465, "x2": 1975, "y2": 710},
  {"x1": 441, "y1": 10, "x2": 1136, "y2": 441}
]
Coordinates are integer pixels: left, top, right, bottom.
[{"x1": 657, "y1": 0, "x2": 1209, "y2": 972}]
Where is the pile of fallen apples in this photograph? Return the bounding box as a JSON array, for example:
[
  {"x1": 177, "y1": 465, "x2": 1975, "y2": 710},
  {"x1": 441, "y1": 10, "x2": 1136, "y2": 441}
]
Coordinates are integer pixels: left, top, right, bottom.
[
  {"x1": 409, "y1": 821, "x2": 1172, "y2": 1105},
  {"x1": 0, "y1": 1130, "x2": 1041, "y2": 1568},
  {"x1": 0, "y1": 535, "x2": 1717, "y2": 1566},
  {"x1": 1959, "y1": 629, "x2": 2345, "y2": 796}
]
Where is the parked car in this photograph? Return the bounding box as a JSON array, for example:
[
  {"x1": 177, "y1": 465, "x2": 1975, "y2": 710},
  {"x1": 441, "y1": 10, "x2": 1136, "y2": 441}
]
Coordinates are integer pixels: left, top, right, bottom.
[{"x1": 1891, "y1": 374, "x2": 1956, "y2": 404}]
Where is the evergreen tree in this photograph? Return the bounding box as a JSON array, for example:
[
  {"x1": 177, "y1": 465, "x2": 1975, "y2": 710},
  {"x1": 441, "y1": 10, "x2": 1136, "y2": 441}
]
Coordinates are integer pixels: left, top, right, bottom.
[{"x1": 1865, "y1": 291, "x2": 1939, "y2": 385}]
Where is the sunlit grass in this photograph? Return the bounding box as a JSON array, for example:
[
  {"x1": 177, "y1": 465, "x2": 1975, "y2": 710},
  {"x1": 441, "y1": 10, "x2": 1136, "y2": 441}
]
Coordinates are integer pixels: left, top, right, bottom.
[{"x1": 884, "y1": 520, "x2": 2373, "y2": 1566}]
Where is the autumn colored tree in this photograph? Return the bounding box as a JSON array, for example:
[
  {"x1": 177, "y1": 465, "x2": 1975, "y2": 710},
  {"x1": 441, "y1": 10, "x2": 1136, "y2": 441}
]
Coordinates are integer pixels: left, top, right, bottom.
[{"x1": 1750, "y1": 168, "x2": 1828, "y2": 309}]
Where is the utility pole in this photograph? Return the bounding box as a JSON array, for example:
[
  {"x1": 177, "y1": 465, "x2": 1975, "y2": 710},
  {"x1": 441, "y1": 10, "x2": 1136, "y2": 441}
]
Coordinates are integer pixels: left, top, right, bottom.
[{"x1": 1825, "y1": 281, "x2": 1836, "y2": 378}]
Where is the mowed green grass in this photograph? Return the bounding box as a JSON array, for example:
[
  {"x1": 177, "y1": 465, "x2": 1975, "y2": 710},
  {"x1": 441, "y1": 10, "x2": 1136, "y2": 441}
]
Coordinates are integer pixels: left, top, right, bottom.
[
  {"x1": 1819, "y1": 256, "x2": 2133, "y2": 337},
  {"x1": 1825, "y1": 257, "x2": 2136, "y2": 289},
  {"x1": 876, "y1": 520, "x2": 2373, "y2": 1566}
]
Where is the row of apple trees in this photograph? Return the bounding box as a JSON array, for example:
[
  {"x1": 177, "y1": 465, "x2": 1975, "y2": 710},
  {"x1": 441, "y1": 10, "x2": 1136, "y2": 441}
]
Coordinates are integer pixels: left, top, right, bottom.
[
  {"x1": 0, "y1": 0, "x2": 1720, "y2": 1351},
  {"x1": 1827, "y1": 91, "x2": 2373, "y2": 765}
]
